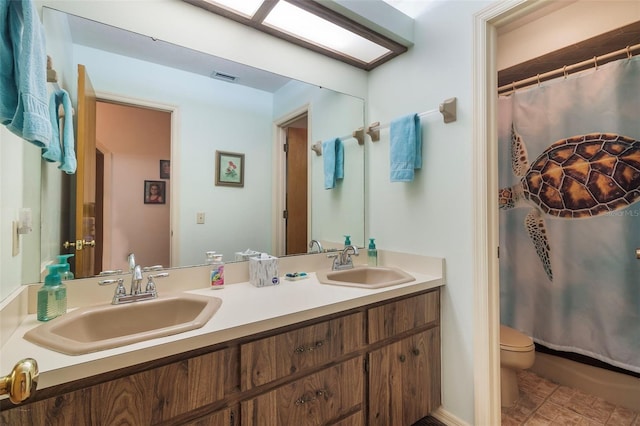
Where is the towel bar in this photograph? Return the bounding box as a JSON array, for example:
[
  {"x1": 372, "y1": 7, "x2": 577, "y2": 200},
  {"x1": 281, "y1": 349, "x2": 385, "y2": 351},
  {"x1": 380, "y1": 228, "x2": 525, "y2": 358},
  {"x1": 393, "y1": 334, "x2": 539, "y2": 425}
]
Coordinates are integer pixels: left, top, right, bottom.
[
  {"x1": 311, "y1": 127, "x2": 365, "y2": 156},
  {"x1": 366, "y1": 97, "x2": 457, "y2": 142}
]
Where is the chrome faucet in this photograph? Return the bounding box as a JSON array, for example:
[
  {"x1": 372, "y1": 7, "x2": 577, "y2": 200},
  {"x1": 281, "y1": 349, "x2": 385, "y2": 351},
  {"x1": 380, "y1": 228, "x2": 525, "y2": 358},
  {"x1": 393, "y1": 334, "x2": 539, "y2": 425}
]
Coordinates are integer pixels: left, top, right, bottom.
[
  {"x1": 329, "y1": 245, "x2": 359, "y2": 270},
  {"x1": 130, "y1": 264, "x2": 143, "y2": 295},
  {"x1": 309, "y1": 239, "x2": 323, "y2": 253},
  {"x1": 98, "y1": 253, "x2": 167, "y2": 304}
]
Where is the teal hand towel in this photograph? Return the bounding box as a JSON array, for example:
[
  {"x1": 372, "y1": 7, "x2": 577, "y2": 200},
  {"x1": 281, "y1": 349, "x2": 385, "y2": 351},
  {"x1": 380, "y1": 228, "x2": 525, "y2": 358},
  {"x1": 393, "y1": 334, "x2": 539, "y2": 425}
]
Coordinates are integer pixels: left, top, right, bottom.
[
  {"x1": 322, "y1": 138, "x2": 344, "y2": 189},
  {"x1": 390, "y1": 113, "x2": 422, "y2": 182},
  {"x1": 44, "y1": 89, "x2": 76, "y2": 174},
  {"x1": 0, "y1": 0, "x2": 51, "y2": 148}
]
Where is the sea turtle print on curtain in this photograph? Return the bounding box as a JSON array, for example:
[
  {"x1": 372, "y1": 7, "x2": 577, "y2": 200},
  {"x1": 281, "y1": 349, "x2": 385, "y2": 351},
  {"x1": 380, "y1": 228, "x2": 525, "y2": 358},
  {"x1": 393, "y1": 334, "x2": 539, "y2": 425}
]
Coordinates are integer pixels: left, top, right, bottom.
[{"x1": 498, "y1": 55, "x2": 640, "y2": 374}]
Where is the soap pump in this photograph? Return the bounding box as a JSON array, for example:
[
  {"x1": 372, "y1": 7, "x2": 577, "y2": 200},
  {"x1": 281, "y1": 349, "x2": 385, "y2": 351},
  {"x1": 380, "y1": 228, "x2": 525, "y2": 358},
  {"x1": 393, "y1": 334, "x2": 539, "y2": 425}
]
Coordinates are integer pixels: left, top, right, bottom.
[
  {"x1": 37, "y1": 264, "x2": 68, "y2": 321},
  {"x1": 344, "y1": 235, "x2": 351, "y2": 247},
  {"x1": 56, "y1": 254, "x2": 74, "y2": 280},
  {"x1": 368, "y1": 238, "x2": 378, "y2": 266}
]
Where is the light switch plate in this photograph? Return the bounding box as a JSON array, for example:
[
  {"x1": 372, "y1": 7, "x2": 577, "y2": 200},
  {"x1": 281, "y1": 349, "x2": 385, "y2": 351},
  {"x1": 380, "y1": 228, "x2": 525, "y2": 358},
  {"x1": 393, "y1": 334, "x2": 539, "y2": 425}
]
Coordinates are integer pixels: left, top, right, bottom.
[{"x1": 196, "y1": 212, "x2": 205, "y2": 224}]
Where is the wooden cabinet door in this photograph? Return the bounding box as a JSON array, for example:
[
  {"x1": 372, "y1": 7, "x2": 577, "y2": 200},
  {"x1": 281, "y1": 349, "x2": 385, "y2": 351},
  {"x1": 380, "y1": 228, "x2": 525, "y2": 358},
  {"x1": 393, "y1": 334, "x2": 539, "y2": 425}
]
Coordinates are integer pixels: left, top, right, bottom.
[
  {"x1": 242, "y1": 356, "x2": 364, "y2": 426},
  {"x1": 368, "y1": 328, "x2": 441, "y2": 426}
]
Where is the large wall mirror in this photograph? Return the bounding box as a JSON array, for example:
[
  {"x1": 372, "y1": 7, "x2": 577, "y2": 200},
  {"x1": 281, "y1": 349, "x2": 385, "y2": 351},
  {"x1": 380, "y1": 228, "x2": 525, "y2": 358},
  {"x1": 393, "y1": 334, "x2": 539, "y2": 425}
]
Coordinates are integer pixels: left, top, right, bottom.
[{"x1": 22, "y1": 7, "x2": 365, "y2": 282}]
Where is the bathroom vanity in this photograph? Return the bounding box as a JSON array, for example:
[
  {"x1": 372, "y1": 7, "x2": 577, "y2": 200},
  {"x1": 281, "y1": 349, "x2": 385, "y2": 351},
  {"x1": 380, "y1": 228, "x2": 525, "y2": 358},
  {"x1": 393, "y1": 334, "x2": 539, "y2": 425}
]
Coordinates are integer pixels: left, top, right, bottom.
[{"x1": 0, "y1": 253, "x2": 443, "y2": 425}]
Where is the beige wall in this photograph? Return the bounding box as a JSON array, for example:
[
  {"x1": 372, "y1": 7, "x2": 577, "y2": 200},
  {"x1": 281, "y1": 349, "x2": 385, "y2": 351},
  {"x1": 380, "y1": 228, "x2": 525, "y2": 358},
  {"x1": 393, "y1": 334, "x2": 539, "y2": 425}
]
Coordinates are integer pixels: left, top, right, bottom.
[{"x1": 497, "y1": 1, "x2": 640, "y2": 71}]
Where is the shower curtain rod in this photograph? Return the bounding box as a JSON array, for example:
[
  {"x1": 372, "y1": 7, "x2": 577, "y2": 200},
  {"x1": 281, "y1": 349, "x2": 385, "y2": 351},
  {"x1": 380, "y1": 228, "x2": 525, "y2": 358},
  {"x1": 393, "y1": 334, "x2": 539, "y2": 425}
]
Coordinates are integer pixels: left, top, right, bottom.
[{"x1": 498, "y1": 43, "x2": 640, "y2": 95}]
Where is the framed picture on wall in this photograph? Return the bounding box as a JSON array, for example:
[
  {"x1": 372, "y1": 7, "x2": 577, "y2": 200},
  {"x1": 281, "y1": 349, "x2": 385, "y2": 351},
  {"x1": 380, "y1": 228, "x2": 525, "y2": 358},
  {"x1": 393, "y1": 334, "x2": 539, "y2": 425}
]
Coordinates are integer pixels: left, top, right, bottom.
[
  {"x1": 215, "y1": 151, "x2": 244, "y2": 187},
  {"x1": 160, "y1": 160, "x2": 170, "y2": 179},
  {"x1": 144, "y1": 180, "x2": 166, "y2": 204}
]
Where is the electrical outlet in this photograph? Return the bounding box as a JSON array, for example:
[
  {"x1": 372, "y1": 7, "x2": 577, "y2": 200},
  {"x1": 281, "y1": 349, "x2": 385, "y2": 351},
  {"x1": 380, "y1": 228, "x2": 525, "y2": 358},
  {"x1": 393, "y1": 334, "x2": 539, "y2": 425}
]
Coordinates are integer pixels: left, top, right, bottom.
[{"x1": 196, "y1": 212, "x2": 205, "y2": 224}]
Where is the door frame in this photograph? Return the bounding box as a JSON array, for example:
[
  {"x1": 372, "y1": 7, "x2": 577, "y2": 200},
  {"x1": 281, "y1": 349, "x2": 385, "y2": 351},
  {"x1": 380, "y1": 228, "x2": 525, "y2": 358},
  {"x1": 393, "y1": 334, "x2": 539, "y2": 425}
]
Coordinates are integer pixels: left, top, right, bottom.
[
  {"x1": 473, "y1": 0, "x2": 549, "y2": 423},
  {"x1": 94, "y1": 90, "x2": 180, "y2": 267},
  {"x1": 272, "y1": 105, "x2": 311, "y2": 257}
]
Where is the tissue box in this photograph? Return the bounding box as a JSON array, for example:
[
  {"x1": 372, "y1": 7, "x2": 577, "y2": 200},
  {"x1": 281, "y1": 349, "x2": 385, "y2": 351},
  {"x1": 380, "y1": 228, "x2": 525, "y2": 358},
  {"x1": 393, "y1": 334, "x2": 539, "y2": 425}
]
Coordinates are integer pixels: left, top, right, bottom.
[
  {"x1": 235, "y1": 249, "x2": 261, "y2": 262},
  {"x1": 249, "y1": 254, "x2": 280, "y2": 287}
]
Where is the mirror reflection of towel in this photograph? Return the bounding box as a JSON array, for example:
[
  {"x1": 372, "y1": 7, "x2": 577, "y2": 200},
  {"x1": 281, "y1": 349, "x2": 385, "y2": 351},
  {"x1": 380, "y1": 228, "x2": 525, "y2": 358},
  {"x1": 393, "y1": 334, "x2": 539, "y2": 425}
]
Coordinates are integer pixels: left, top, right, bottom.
[
  {"x1": 44, "y1": 89, "x2": 76, "y2": 174},
  {"x1": 323, "y1": 138, "x2": 344, "y2": 189},
  {"x1": 390, "y1": 113, "x2": 422, "y2": 182}
]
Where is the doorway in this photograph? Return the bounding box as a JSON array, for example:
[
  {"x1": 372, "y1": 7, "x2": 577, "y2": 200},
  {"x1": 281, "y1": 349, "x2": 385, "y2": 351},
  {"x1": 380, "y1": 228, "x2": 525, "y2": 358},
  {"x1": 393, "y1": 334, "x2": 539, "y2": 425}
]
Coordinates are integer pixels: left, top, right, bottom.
[
  {"x1": 473, "y1": 2, "x2": 640, "y2": 423},
  {"x1": 282, "y1": 114, "x2": 309, "y2": 255},
  {"x1": 95, "y1": 100, "x2": 172, "y2": 272}
]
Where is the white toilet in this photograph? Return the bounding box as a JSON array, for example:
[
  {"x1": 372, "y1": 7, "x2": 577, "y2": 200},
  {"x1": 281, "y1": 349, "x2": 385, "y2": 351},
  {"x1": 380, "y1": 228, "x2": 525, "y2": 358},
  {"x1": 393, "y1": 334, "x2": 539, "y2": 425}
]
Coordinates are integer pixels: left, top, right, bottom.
[{"x1": 500, "y1": 325, "x2": 535, "y2": 407}]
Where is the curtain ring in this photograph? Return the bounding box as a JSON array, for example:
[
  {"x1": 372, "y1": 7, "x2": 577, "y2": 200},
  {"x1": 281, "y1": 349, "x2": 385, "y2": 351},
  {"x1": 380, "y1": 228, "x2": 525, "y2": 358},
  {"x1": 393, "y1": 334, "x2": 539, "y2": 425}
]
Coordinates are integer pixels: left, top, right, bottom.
[
  {"x1": 626, "y1": 45, "x2": 632, "y2": 60},
  {"x1": 593, "y1": 56, "x2": 598, "y2": 70},
  {"x1": 563, "y1": 65, "x2": 568, "y2": 79},
  {"x1": 536, "y1": 74, "x2": 541, "y2": 87}
]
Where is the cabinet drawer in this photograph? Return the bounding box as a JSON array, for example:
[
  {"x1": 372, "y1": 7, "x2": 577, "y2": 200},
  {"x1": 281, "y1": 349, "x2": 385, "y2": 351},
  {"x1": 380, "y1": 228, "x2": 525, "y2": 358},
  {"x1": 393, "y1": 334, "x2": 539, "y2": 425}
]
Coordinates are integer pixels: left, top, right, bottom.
[
  {"x1": 241, "y1": 356, "x2": 364, "y2": 426},
  {"x1": 0, "y1": 347, "x2": 238, "y2": 425},
  {"x1": 368, "y1": 290, "x2": 439, "y2": 343},
  {"x1": 241, "y1": 312, "x2": 364, "y2": 390}
]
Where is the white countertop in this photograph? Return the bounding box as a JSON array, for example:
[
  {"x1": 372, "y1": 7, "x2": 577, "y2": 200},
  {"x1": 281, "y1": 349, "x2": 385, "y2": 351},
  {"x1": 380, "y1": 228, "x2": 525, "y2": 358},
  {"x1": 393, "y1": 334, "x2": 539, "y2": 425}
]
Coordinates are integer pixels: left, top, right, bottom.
[{"x1": 1, "y1": 268, "x2": 442, "y2": 394}]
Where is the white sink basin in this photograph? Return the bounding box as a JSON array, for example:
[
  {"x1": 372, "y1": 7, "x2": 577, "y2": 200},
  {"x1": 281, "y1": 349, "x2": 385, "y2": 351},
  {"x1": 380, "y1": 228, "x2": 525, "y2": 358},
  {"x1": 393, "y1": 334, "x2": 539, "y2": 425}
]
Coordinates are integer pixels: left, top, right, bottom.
[
  {"x1": 24, "y1": 293, "x2": 222, "y2": 355},
  {"x1": 316, "y1": 266, "x2": 414, "y2": 289}
]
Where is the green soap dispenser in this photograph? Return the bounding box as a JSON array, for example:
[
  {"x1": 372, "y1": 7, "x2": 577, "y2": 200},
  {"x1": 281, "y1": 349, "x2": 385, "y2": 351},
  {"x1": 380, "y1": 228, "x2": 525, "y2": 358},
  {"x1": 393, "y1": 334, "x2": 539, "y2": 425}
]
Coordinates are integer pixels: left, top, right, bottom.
[
  {"x1": 368, "y1": 238, "x2": 378, "y2": 266},
  {"x1": 344, "y1": 235, "x2": 351, "y2": 247},
  {"x1": 56, "y1": 254, "x2": 74, "y2": 280},
  {"x1": 37, "y1": 264, "x2": 68, "y2": 322}
]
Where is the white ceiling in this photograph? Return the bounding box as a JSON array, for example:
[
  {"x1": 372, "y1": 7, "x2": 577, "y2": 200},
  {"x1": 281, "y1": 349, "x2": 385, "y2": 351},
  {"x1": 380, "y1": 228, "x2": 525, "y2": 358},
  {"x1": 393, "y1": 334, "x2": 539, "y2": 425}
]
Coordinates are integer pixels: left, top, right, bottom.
[{"x1": 64, "y1": 12, "x2": 293, "y2": 93}]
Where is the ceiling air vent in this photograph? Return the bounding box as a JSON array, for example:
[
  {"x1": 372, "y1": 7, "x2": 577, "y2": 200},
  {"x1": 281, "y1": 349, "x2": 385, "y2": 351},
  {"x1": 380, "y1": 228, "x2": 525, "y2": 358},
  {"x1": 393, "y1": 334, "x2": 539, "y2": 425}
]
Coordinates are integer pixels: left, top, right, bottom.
[{"x1": 211, "y1": 71, "x2": 238, "y2": 83}]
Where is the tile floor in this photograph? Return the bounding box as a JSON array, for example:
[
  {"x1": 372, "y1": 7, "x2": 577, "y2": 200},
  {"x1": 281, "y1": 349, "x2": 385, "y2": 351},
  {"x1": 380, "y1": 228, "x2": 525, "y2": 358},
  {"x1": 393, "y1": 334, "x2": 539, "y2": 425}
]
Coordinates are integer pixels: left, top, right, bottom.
[{"x1": 501, "y1": 370, "x2": 640, "y2": 425}]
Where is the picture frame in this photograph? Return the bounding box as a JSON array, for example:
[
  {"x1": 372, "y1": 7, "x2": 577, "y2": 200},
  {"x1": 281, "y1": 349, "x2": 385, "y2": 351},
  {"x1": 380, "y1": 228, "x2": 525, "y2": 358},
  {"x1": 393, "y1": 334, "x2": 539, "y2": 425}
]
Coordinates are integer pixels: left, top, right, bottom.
[
  {"x1": 215, "y1": 150, "x2": 244, "y2": 187},
  {"x1": 159, "y1": 159, "x2": 170, "y2": 179},
  {"x1": 144, "y1": 180, "x2": 166, "y2": 204}
]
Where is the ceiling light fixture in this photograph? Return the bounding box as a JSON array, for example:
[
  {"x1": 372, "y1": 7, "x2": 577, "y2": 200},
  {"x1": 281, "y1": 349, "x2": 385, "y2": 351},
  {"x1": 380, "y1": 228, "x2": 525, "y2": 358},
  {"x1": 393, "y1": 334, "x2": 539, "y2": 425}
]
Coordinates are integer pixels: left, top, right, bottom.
[{"x1": 183, "y1": 0, "x2": 413, "y2": 71}]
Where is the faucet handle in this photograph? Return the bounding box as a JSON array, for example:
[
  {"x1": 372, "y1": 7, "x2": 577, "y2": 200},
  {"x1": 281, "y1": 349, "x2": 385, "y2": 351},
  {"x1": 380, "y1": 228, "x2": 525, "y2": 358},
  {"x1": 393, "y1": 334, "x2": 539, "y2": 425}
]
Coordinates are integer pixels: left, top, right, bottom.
[
  {"x1": 98, "y1": 278, "x2": 127, "y2": 302},
  {"x1": 145, "y1": 272, "x2": 168, "y2": 294},
  {"x1": 142, "y1": 265, "x2": 163, "y2": 272},
  {"x1": 99, "y1": 269, "x2": 123, "y2": 276}
]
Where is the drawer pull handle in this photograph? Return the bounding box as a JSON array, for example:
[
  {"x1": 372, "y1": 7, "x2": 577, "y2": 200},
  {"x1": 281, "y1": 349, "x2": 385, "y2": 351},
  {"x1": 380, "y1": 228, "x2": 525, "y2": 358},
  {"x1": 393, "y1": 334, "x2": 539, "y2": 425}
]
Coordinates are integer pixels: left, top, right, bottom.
[
  {"x1": 412, "y1": 348, "x2": 420, "y2": 356},
  {"x1": 294, "y1": 340, "x2": 325, "y2": 353},
  {"x1": 399, "y1": 354, "x2": 406, "y2": 362},
  {"x1": 295, "y1": 390, "x2": 326, "y2": 406}
]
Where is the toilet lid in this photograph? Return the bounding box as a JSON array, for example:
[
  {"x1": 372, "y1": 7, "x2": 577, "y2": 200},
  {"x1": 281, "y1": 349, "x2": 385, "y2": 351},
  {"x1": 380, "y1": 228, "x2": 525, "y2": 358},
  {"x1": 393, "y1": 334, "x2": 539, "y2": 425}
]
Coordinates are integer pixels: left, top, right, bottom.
[{"x1": 500, "y1": 325, "x2": 534, "y2": 352}]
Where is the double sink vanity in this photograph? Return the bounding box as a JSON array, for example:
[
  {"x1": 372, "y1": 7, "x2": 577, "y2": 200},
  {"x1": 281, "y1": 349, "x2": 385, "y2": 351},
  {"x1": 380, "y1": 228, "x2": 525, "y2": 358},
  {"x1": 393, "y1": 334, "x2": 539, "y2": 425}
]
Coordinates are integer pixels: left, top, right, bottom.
[{"x1": 0, "y1": 250, "x2": 444, "y2": 425}]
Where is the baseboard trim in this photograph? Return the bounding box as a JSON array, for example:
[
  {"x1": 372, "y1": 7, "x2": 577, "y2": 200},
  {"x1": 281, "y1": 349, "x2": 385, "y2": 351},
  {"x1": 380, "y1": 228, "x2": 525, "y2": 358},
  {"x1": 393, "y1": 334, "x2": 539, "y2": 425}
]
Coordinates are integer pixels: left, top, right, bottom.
[{"x1": 431, "y1": 406, "x2": 470, "y2": 426}]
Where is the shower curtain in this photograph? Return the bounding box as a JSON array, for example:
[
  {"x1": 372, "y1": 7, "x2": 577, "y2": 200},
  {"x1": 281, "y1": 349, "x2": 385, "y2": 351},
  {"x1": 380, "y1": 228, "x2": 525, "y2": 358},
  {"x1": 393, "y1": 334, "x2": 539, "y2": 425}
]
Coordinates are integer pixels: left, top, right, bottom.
[{"x1": 498, "y1": 55, "x2": 640, "y2": 374}]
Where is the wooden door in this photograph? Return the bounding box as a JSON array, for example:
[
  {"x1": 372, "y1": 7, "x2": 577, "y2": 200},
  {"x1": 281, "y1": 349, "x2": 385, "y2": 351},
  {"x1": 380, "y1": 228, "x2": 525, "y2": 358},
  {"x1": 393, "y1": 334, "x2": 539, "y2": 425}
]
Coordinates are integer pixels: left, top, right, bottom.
[
  {"x1": 74, "y1": 64, "x2": 97, "y2": 277},
  {"x1": 368, "y1": 329, "x2": 441, "y2": 425},
  {"x1": 285, "y1": 127, "x2": 308, "y2": 255}
]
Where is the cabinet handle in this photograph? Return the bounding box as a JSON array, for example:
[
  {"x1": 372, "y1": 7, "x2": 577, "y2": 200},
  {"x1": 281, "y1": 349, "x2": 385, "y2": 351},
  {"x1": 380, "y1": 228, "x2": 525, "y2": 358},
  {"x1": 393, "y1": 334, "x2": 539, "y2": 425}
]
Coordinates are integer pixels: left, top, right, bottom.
[
  {"x1": 412, "y1": 348, "x2": 420, "y2": 356},
  {"x1": 295, "y1": 389, "x2": 326, "y2": 406},
  {"x1": 294, "y1": 340, "x2": 325, "y2": 353},
  {"x1": 399, "y1": 354, "x2": 406, "y2": 363}
]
